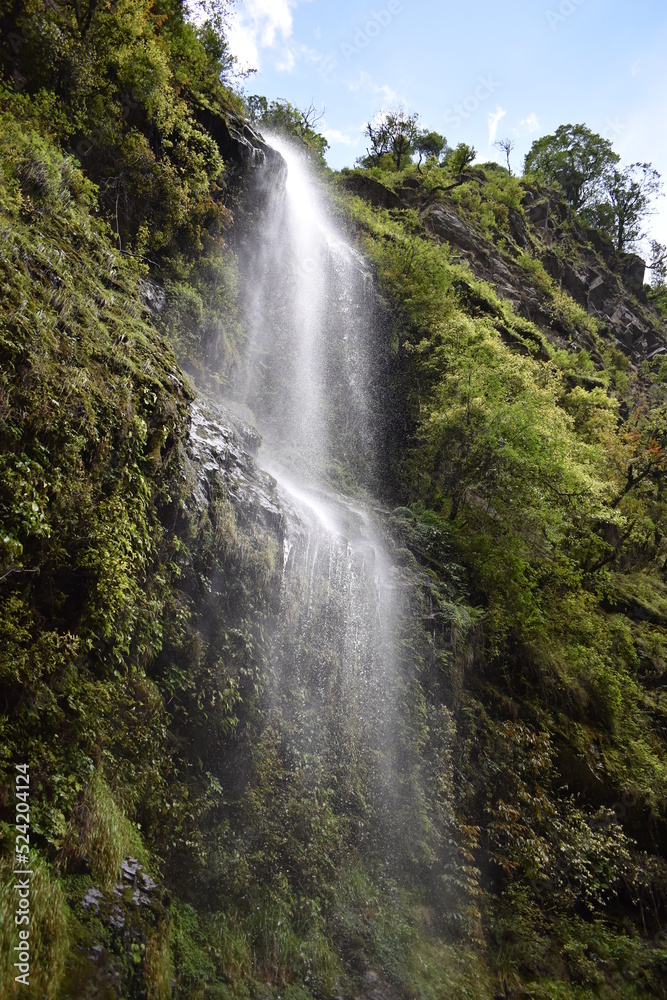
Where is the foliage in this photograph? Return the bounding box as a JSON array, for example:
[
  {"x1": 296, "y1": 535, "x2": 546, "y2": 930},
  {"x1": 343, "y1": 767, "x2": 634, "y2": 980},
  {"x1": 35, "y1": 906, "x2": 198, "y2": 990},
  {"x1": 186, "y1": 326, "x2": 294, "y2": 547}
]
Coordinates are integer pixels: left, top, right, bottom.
[
  {"x1": 414, "y1": 129, "x2": 448, "y2": 167},
  {"x1": 583, "y1": 161, "x2": 663, "y2": 252},
  {"x1": 524, "y1": 123, "x2": 619, "y2": 211},
  {"x1": 0, "y1": 853, "x2": 69, "y2": 1000},
  {"x1": 360, "y1": 109, "x2": 422, "y2": 170},
  {"x1": 3, "y1": 15, "x2": 667, "y2": 995},
  {"x1": 0, "y1": 0, "x2": 245, "y2": 378},
  {"x1": 343, "y1": 186, "x2": 667, "y2": 815},
  {"x1": 246, "y1": 95, "x2": 329, "y2": 163},
  {"x1": 449, "y1": 141, "x2": 477, "y2": 181}
]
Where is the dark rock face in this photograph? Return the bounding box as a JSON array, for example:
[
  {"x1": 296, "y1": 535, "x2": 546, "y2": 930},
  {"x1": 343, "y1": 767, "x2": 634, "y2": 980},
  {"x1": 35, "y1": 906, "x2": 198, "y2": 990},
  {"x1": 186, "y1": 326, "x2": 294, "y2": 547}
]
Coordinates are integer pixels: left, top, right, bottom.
[
  {"x1": 508, "y1": 207, "x2": 527, "y2": 248},
  {"x1": 192, "y1": 104, "x2": 287, "y2": 208},
  {"x1": 193, "y1": 104, "x2": 284, "y2": 175},
  {"x1": 622, "y1": 253, "x2": 646, "y2": 295},
  {"x1": 187, "y1": 401, "x2": 284, "y2": 534},
  {"x1": 339, "y1": 173, "x2": 406, "y2": 210},
  {"x1": 340, "y1": 173, "x2": 666, "y2": 363}
]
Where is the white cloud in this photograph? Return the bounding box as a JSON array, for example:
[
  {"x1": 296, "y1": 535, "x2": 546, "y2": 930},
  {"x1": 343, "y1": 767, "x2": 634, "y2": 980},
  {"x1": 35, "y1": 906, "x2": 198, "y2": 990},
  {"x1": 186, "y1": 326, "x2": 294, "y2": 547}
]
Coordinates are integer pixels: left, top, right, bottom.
[
  {"x1": 488, "y1": 105, "x2": 507, "y2": 144},
  {"x1": 275, "y1": 46, "x2": 296, "y2": 72},
  {"x1": 512, "y1": 113, "x2": 540, "y2": 139},
  {"x1": 324, "y1": 128, "x2": 357, "y2": 146},
  {"x1": 520, "y1": 113, "x2": 539, "y2": 133},
  {"x1": 227, "y1": 0, "x2": 298, "y2": 72},
  {"x1": 300, "y1": 44, "x2": 337, "y2": 76},
  {"x1": 348, "y1": 71, "x2": 401, "y2": 107}
]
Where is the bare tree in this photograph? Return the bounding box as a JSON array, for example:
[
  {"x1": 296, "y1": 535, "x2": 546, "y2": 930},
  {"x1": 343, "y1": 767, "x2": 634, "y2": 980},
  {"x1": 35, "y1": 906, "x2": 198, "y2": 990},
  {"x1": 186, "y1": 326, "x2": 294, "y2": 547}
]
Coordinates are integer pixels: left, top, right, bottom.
[
  {"x1": 494, "y1": 137, "x2": 516, "y2": 176},
  {"x1": 300, "y1": 102, "x2": 325, "y2": 131}
]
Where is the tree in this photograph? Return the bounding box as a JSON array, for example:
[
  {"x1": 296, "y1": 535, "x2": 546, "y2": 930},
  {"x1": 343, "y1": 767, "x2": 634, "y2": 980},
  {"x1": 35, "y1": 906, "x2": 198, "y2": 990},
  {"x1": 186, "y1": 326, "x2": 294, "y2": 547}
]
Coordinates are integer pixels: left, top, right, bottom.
[
  {"x1": 414, "y1": 130, "x2": 448, "y2": 169},
  {"x1": 597, "y1": 163, "x2": 662, "y2": 253},
  {"x1": 449, "y1": 142, "x2": 477, "y2": 182},
  {"x1": 195, "y1": 20, "x2": 240, "y2": 83},
  {"x1": 362, "y1": 118, "x2": 392, "y2": 164},
  {"x1": 649, "y1": 240, "x2": 667, "y2": 287},
  {"x1": 362, "y1": 109, "x2": 421, "y2": 170},
  {"x1": 246, "y1": 96, "x2": 329, "y2": 162},
  {"x1": 524, "y1": 124, "x2": 619, "y2": 212},
  {"x1": 493, "y1": 137, "x2": 515, "y2": 176}
]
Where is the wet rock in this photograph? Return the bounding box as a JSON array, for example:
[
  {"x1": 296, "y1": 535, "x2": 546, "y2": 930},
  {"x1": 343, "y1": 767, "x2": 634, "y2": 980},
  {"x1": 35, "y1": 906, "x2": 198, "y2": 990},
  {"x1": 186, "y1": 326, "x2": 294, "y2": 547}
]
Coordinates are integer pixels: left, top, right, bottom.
[
  {"x1": 355, "y1": 969, "x2": 407, "y2": 1000},
  {"x1": 192, "y1": 103, "x2": 285, "y2": 179},
  {"x1": 82, "y1": 886, "x2": 104, "y2": 910},
  {"x1": 121, "y1": 856, "x2": 141, "y2": 879},
  {"x1": 187, "y1": 400, "x2": 285, "y2": 535},
  {"x1": 68, "y1": 857, "x2": 171, "y2": 997},
  {"x1": 137, "y1": 278, "x2": 166, "y2": 316}
]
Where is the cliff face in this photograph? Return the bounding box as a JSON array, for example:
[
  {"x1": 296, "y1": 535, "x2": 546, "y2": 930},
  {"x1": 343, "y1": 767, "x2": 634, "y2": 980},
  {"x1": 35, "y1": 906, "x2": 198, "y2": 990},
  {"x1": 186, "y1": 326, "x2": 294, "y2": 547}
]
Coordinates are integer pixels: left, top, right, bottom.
[
  {"x1": 336, "y1": 162, "x2": 667, "y2": 995},
  {"x1": 3, "y1": 15, "x2": 667, "y2": 993},
  {"x1": 341, "y1": 170, "x2": 667, "y2": 364}
]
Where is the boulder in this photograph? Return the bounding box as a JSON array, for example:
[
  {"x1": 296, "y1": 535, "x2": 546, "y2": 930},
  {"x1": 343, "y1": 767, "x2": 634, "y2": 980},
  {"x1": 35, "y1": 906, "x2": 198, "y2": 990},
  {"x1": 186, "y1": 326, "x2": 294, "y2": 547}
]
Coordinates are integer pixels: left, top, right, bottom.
[{"x1": 621, "y1": 253, "x2": 646, "y2": 295}]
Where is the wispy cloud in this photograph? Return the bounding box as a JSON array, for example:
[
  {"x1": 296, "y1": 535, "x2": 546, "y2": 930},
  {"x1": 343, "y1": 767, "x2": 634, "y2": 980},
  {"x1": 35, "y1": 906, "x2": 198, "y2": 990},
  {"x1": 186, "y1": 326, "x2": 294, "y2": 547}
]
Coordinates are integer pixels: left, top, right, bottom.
[
  {"x1": 227, "y1": 0, "x2": 298, "y2": 72},
  {"x1": 511, "y1": 113, "x2": 540, "y2": 138},
  {"x1": 348, "y1": 71, "x2": 401, "y2": 107},
  {"x1": 300, "y1": 44, "x2": 337, "y2": 76},
  {"x1": 519, "y1": 113, "x2": 539, "y2": 133},
  {"x1": 488, "y1": 105, "x2": 507, "y2": 144},
  {"x1": 324, "y1": 127, "x2": 357, "y2": 147}
]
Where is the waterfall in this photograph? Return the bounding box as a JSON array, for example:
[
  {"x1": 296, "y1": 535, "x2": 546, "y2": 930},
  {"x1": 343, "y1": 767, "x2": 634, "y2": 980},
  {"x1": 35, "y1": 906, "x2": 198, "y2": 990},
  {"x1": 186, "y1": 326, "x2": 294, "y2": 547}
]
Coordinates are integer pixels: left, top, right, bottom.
[
  {"x1": 236, "y1": 136, "x2": 380, "y2": 488},
  {"x1": 230, "y1": 136, "x2": 421, "y2": 870}
]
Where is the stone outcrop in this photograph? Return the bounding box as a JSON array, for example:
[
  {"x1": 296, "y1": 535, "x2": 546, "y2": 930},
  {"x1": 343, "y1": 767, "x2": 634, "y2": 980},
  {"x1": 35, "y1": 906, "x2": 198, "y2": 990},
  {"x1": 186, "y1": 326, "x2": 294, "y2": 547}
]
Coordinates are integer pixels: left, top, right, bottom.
[
  {"x1": 340, "y1": 171, "x2": 667, "y2": 364},
  {"x1": 192, "y1": 102, "x2": 287, "y2": 205},
  {"x1": 187, "y1": 400, "x2": 284, "y2": 534}
]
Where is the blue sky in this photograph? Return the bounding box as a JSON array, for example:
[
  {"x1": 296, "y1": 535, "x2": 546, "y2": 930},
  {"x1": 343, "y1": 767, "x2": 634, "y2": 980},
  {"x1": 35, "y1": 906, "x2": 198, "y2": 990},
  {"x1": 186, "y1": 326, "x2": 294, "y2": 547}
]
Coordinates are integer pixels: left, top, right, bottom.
[{"x1": 223, "y1": 0, "x2": 667, "y2": 248}]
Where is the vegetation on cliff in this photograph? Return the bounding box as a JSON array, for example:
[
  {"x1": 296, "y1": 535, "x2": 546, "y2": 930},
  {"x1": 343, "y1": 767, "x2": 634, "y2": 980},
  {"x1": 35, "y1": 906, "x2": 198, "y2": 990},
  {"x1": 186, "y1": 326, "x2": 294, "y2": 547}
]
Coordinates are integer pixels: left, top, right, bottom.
[{"x1": 2, "y1": 1, "x2": 667, "y2": 998}]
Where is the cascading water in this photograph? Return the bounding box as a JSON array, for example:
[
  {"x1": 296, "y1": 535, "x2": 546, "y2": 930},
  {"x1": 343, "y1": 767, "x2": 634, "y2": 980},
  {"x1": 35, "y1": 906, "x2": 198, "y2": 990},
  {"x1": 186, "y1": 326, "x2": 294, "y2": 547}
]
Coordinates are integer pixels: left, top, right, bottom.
[
  {"x1": 237, "y1": 137, "x2": 380, "y2": 487},
  {"x1": 231, "y1": 137, "x2": 423, "y2": 869}
]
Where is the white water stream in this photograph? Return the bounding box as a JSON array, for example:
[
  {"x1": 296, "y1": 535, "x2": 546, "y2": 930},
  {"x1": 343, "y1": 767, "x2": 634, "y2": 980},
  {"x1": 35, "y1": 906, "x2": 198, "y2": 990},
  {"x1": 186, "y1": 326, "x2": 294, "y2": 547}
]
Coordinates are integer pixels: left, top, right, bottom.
[{"x1": 232, "y1": 137, "x2": 418, "y2": 861}]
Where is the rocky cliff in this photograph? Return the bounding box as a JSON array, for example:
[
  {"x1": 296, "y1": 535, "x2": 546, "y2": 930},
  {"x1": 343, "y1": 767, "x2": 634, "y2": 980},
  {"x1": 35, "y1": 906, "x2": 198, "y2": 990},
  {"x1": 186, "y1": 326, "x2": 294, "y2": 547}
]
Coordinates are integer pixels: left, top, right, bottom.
[{"x1": 340, "y1": 169, "x2": 667, "y2": 364}]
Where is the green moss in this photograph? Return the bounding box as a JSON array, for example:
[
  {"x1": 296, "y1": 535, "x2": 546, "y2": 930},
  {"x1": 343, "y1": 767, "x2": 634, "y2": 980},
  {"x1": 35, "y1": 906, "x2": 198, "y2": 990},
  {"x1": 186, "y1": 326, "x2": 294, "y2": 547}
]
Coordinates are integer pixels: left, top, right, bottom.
[{"x1": 3, "y1": 5, "x2": 667, "y2": 993}]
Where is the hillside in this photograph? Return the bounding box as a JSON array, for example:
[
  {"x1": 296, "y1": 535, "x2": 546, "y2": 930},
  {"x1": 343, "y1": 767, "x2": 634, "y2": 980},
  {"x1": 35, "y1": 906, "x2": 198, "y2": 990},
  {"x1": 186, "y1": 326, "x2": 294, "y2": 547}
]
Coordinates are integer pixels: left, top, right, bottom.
[{"x1": 2, "y1": 2, "x2": 667, "y2": 998}]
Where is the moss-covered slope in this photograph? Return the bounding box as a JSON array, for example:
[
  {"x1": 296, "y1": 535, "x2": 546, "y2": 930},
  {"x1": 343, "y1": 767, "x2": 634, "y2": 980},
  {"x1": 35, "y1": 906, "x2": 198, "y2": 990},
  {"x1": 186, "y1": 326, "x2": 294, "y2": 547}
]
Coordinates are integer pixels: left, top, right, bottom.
[{"x1": 2, "y1": 2, "x2": 667, "y2": 996}]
